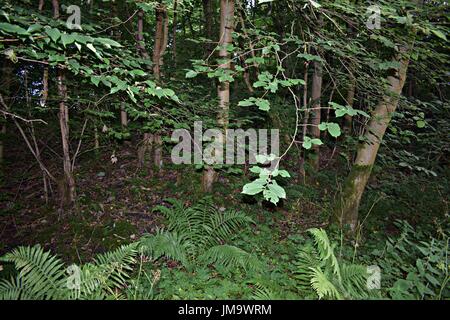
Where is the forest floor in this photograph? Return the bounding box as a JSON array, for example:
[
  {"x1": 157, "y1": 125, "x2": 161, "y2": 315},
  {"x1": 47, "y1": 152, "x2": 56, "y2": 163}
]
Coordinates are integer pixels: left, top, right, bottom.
[
  {"x1": 1, "y1": 140, "x2": 448, "y2": 263},
  {"x1": 0, "y1": 139, "x2": 449, "y2": 298}
]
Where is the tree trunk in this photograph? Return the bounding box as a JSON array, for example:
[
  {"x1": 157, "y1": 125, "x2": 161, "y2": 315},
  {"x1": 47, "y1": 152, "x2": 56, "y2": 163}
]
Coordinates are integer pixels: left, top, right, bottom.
[
  {"x1": 151, "y1": 4, "x2": 169, "y2": 171},
  {"x1": 153, "y1": 4, "x2": 168, "y2": 81},
  {"x1": 202, "y1": 0, "x2": 215, "y2": 56},
  {"x1": 309, "y1": 56, "x2": 323, "y2": 171},
  {"x1": 57, "y1": 71, "x2": 76, "y2": 206},
  {"x1": 344, "y1": 72, "x2": 356, "y2": 135},
  {"x1": 172, "y1": 0, "x2": 178, "y2": 67},
  {"x1": 53, "y1": 0, "x2": 75, "y2": 206},
  {"x1": 120, "y1": 102, "x2": 128, "y2": 128},
  {"x1": 51, "y1": 0, "x2": 59, "y2": 18},
  {"x1": 0, "y1": 60, "x2": 12, "y2": 167},
  {"x1": 202, "y1": 0, "x2": 234, "y2": 192},
  {"x1": 334, "y1": 46, "x2": 412, "y2": 232},
  {"x1": 136, "y1": 10, "x2": 151, "y2": 63},
  {"x1": 0, "y1": 124, "x2": 5, "y2": 165}
]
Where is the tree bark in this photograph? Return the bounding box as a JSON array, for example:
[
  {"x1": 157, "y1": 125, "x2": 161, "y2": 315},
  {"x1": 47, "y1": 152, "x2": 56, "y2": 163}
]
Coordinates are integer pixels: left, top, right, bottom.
[
  {"x1": 120, "y1": 102, "x2": 128, "y2": 128},
  {"x1": 136, "y1": 10, "x2": 151, "y2": 63},
  {"x1": 309, "y1": 56, "x2": 323, "y2": 171},
  {"x1": 0, "y1": 124, "x2": 5, "y2": 166},
  {"x1": 151, "y1": 4, "x2": 169, "y2": 170},
  {"x1": 334, "y1": 45, "x2": 412, "y2": 232},
  {"x1": 202, "y1": 0, "x2": 215, "y2": 56},
  {"x1": 52, "y1": 0, "x2": 75, "y2": 206},
  {"x1": 57, "y1": 71, "x2": 76, "y2": 206},
  {"x1": 172, "y1": 0, "x2": 178, "y2": 67},
  {"x1": 51, "y1": 0, "x2": 59, "y2": 18},
  {"x1": 202, "y1": 0, "x2": 234, "y2": 192},
  {"x1": 344, "y1": 70, "x2": 356, "y2": 135}
]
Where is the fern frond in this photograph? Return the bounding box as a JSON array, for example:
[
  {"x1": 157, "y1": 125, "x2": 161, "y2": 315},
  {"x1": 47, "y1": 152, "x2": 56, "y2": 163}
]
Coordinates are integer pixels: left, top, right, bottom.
[
  {"x1": 339, "y1": 263, "x2": 370, "y2": 299},
  {"x1": 308, "y1": 228, "x2": 341, "y2": 282},
  {"x1": 140, "y1": 230, "x2": 191, "y2": 269},
  {"x1": 309, "y1": 267, "x2": 342, "y2": 300},
  {"x1": 0, "y1": 245, "x2": 66, "y2": 300},
  {"x1": 199, "y1": 245, "x2": 261, "y2": 271},
  {"x1": 204, "y1": 210, "x2": 254, "y2": 248}
]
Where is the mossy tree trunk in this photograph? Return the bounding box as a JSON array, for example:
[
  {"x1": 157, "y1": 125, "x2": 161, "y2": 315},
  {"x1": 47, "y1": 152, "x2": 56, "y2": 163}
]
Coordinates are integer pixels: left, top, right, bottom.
[{"x1": 335, "y1": 45, "x2": 412, "y2": 232}]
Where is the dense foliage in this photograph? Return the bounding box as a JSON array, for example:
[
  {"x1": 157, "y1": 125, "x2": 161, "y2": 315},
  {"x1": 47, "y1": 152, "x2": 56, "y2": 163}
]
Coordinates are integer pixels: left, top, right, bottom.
[{"x1": 0, "y1": 0, "x2": 448, "y2": 300}]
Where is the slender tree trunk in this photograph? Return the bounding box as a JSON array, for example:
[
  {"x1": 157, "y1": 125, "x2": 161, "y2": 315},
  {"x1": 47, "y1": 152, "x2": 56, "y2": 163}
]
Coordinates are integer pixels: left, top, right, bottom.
[
  {"x1": 57, "y1": 71, "x2": 76, "y2": 206},
  {"x1": 298, "y1": 62, "x2": 310, "y2": 181},
  {"x1": 25, "y1": 71, "x2": 48, "y2": 202},
  {"x1": 202, "y1": 0, "x2": 215, "y2": 56},
  {"x1": 202, "y1": 0, "x2": 234, "y2": 192},
  {"x1": 51, "y1": 0, "x2": 59, "y2": 18},
  {"x1": 39, "y1": 0, "x2": 49, "y2": 109},
  {"x1": 344, "y1": 72, "x2": 356, "y2": 135},
  {"x1": 120, "y1": 102, "x2": 128, "y2": 128},
  {"x1": 309, "y1": 56, "x2": 323, "y2": 171},
  {"x1": 94, "y1": 125, "x2": 99, "y2": 151},
  {"x1": 52, "y1": 0, "x2": 75, "y2": 206},
  {"x1": 0, "y1": 60, "x2": 12, "y2": 167},
  {"x1": 151, "y1": 4, "x2": 169, "y2": 170},
  {"x1": 334, "y1": 45, "x2": 412, "y2": 232},
  {"x1": 136, "y1": 10, "x2": 151, "y2": 63},
  {"x1": 172, "y1": 0, "x2": 178, "y2": 67},
  {"x1": 0, "y1": 124, "x2": 5, "y2": 165}
]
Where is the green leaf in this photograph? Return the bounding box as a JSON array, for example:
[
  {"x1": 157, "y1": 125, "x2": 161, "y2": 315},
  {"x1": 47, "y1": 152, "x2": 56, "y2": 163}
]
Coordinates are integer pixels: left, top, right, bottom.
[
  {"x1": 86, "y1": 43, "x2": 97, "y2": 54},
  {"x1": 327, "y1": 123, "x2": 341, "y2": 138},
  {"x1": 263, "y1": 181, "x2": 286, "y2": 204},
  {"x1": 0, "y1": 23, "x2": 28, "y2": 35},
  {"x1": 297, "y1": 53, "x2": 322, "y2": 62},
  {"x1": 255, "y1": 99, "x2": 270, "y2": 111},
  {"x1": 238, "y1": 98, "x2": 256, "y2": 107},
  {"x1": 60, "y1": 33, "x2": 75, "y2": 47},
  {"x1": 185, "y1": 70, "x2": 198, "y2": 78},
  {"x1": 277, "y1": 170, "x2": 291, "y2": 178},
  {"x1": 45, "y1": 27, "x2": 61, "y2": 42},
  {"x1": 95, "y1": 37, "x2": 123, "y2": 48},
  {"x1": 318, "y1": 122, "x2": 341, "y2": 138},
  {"x1": 431, "y1": 29, "x2": 447, "y2": 41},
  {"x1": 242, "y1": 181, "x2": 265, "y2": 195},
  {"x1": 416, "y1": 120, "x2": 426, "y2": 128}
]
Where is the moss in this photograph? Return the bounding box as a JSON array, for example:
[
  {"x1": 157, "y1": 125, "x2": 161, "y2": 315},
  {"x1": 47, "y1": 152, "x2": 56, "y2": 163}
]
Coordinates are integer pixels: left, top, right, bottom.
[{"x1": 333, "y1": 164, "x2": 373, "y2": 232}]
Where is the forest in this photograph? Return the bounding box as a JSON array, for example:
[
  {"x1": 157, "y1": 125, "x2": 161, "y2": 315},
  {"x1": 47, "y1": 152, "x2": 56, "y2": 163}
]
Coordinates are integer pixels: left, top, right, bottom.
[{"x1": 0, "y1": 0, "x2": 448, "y2": 301}]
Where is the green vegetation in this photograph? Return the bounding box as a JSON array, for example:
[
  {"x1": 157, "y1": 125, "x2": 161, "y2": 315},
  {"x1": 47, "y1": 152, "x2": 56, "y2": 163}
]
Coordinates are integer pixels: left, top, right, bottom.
[{"x1": 0, "y1": 0, "x2": 448, "y2": 300}]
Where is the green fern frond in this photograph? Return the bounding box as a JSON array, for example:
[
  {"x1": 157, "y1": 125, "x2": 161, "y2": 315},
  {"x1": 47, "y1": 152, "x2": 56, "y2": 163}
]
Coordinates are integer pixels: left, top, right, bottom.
[
  {"x1": 251, "y1": 285, "x2": 281, "y2": 300},
  {"x1": 309, "y1": 267, "x2": 342, "y2": 300},
  {"x1": 199, "y1": 245, "x2": 262, "y2": 271},
  {"x1": 339, "y1": 263, "x2": 370, "y2": 299},
  {"x1": 0, "y1": 245, "x2": 66, "y2": 300},
  {"x1": 140, "y1": 229, "x2": 191, "y2": 269},
  {"x1": 308, "y1": 228, "x2": 341, "y2": 282}
]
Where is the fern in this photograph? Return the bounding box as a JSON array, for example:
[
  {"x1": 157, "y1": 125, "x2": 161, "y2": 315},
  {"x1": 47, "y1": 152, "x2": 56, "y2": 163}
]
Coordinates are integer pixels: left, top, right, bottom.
[
  {"x1": 0, "y1": 243, "x2": 141, "y2": 300},
  {"x1": 144, "y1": 199, "x2": 259, "y2": 272},
  {"x1": 140, "y1": 229, "x2": 191, "y2": 269},
  {"x1": 295, "y1": 228, "x2": 371, "y2": 300},
  {"x1": 309, "y1": 267, "x2": 342, "y2": 300},
  {"x1": 0, "y1": 245, "x2": 66, "y2": 300},
  {"x1": 199, "y1": 245, "x2": 261, "y2": 271}
]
